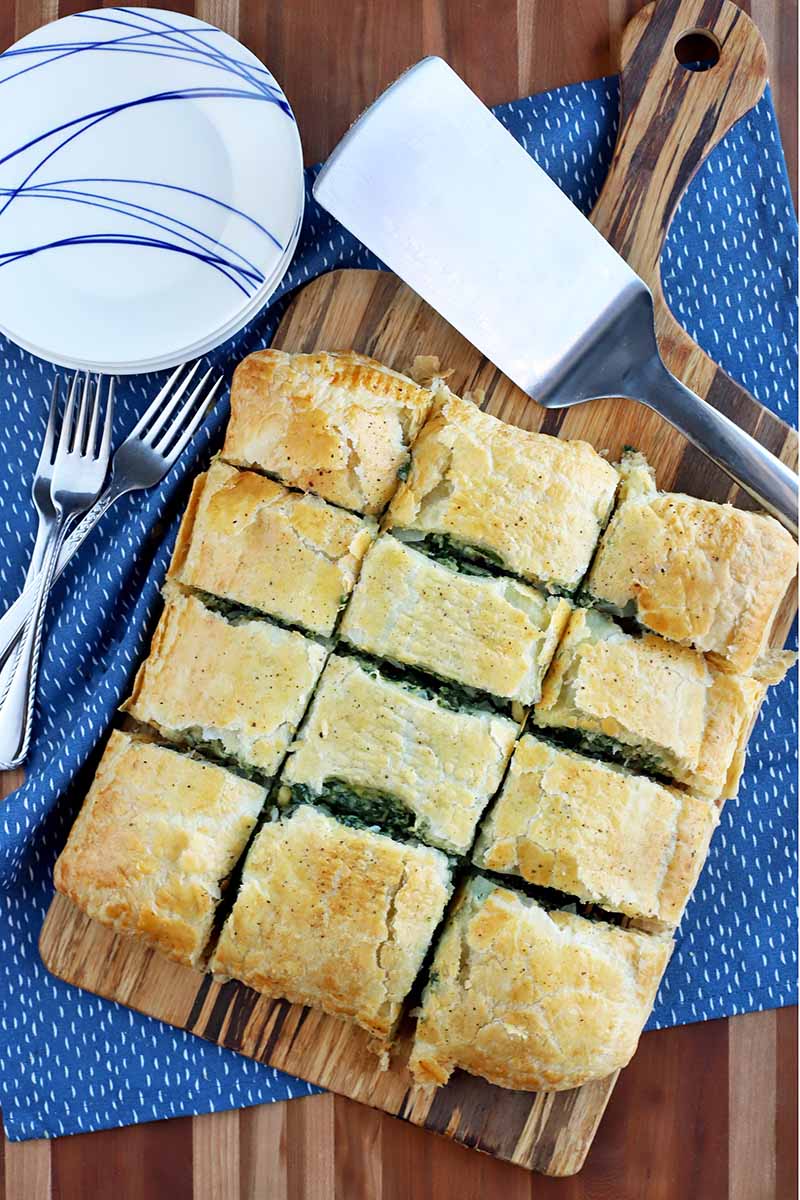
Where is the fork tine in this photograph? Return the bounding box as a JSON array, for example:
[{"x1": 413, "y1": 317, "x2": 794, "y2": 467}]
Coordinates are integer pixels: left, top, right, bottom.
[
  {"x1": 72, "y1": 372, "x2": 93, "y2": 454},
  {"x1": 99, "y1": 377, "x2": 115, "y2": 459},
  {"x1": 86, "y1": 373, "x2": 103, "y2": 455},
  {"x1": 141, "y1": 360, "x2": 203, "y2": 446},
  {"x1": 125, "y1": 362, "x2": 189, "y2": 441},
  {"x1": 153, "y1": 366, "x2": 215, "y2": 455},
  {"x1": 160, "y1": 375, "x2": 223, "y2": 462},
  {"x1": 58, "y1": 372, "x2": 80, "y2": 456},
  {"x1": 38, "y1": 376, "x2": 60, "y2": 468}
]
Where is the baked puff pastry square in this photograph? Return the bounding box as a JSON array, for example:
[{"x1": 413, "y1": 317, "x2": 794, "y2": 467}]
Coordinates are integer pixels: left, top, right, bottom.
[
  {"x1": 386, "y1": 389, "x2": 618, "y2": 591},
  {"x1": 53, "y1": 731, "x2": 266, "y2": 968},
  {"x1": 585, "y1": 451, "x2": 798, "y2": 675},
  {"x1": 167, "y1": 460, "x2": 376, "y2": 637},
  {"x1": 339, "y1": 535, "x2": 571, "y2": 705},
  {"x1": 122, "y1": 590, "x2": 328, "y2": 777},
  {"x1": 409, "y1": 877, "x2": 672, "y2": 1092},
  {"x1": 280, "y1": 654, "x2": 518, "y2": 854},
  {"x1": 209, "y1": 804, "x2": 453, "y2": 1050},
  {"x1": 222, "y1": 350, "x2": 434, "y2": 514},
  {"x1": 473, "y1": 735, "x2": 717, "y2": 927},
  {"x1": 533, "y1": 608, "x2": 765, "y2": 800}
]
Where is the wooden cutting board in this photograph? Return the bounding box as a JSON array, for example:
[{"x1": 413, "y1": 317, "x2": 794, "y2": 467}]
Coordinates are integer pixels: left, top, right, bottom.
[{"x1": 39, "y1": 0, "x2": 797, "y2": 1178}]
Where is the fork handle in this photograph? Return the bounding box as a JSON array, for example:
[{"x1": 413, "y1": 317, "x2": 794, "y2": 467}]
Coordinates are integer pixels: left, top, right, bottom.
[
  {"x1": 0, "y1": 480, "x2": 128, "y2": 670},
  {"x1": 51, "y1": 479, "x2": 127, "y2": 587},
  {"x1": 0, "y1": 517, "x2": 67, "y2": 769},
  {"x1": 27, "y1": 518, "x2": 54, "y2": 585},
  {"x1": 0, "y1": 514, "x2": 58, "y2": 680}
]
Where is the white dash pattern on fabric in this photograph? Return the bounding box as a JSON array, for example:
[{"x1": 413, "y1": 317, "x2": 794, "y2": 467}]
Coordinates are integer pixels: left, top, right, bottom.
[{"x1": 0, "y1": 76, "x2": 796, "y2": 1141}]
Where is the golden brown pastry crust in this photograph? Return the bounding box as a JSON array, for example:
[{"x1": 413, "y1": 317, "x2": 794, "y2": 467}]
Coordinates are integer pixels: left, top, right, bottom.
[
  {"x1": 167, "y1": 459, "x2": 376, "y2": 636},
  {"x1": 339, "y1": 535, "x2": 571, "y2": 703},
  {"x1": 534, "y1": 608, "x2": 761, "y2": 799},
  {"x1": 122, "y1": 591, "x2": 327, "y2": 776},
  {"x1": 223, "y1": 350, "x2": 434, "y2": 514},
  {"x1": 473, "y1": 735, "x2": 717, "y2": 926},
  {"x1": 209, "y1": 805, "x2": 452, "y2": 1048},
  {"x1": 586, "y1": 452, "x2": 798, "y2": 674},
  {"x1": 409, "y1": 878, "x2": 672, "y2": 1091},
  {"x1": 53, "y1": 731, "x2": 266, "y2": 968},
  {"x1": 690, "y1": 671, "x2": 765, "y2": 801},
  {"x1": 282, "y1": 654, "x2": 517, "y2": 854},
  {"x1": 386, "y1": 388, "x2": 618, "y2": 589}
]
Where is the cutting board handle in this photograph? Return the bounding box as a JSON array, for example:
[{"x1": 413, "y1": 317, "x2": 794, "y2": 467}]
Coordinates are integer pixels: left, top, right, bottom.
[
  {"x1": 592, "y1": 0, "x2": 767, "y2": 279},
  {"x1": 591, "y1": 0, "x2": 771, "y2": 393}
]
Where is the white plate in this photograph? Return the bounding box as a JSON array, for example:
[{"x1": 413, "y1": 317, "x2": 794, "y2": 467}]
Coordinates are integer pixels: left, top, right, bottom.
[{"x1": 0, "y1": 7, "x2": 303, "y2": 372}]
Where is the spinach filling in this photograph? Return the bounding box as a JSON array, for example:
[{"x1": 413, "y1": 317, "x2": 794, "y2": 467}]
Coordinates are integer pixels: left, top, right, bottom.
[
  {"x1": 574, "y1": 588, "x2": 639, "y2": 624},
  {"x1": 395, "y1": 531, "x2": 506, "y2": 579},
  {"x1": 337, "y1": 646, "x2": 515, "y2": 719},
  {"x1": 471, "y1": 868, "x2": 625, "y2": 926},
  {"x1": 554, "y1": 727, "x2": 671, "y2": 784},
  {"x1": 283, "y1": 779, "x2": 417, "y2": 842},
  {"x1": 120, "y1": 715, "x2": 274, "y2": 788},
  {"x1": 544, "y1": 581, "x2": 578, "y2": 599},
  {"x1": 397, "y1": 530, "x2": 577, "y2": 596},
  {"x1": 281, "y1": 791, "x2": 463, "y2": 870},
  {"x1": 171, "y1": 727, "x2": 273, "y2": 786},
  {"x1": 189, "y1": 588, "x2": 332, "y2": 644}
]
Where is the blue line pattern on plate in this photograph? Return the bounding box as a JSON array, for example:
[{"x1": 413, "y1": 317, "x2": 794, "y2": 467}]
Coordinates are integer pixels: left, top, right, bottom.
[
  {"x1": 0, "y1": 76, "x2": 796, "y2": 1142},
  {"x1": 0, "y1": 8, "x2": 291, "y2": 294},
  {"x1": 1, "y1": 9, "x2": 284, "y2": 105},
  {"x1": 0, "y1": 183, "x2": 265, "y2": 286}
]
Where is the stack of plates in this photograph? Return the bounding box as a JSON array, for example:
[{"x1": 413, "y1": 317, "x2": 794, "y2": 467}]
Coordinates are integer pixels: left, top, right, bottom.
[{"x1": 0, "y1": 7, "x2": 304, "y2": 373}]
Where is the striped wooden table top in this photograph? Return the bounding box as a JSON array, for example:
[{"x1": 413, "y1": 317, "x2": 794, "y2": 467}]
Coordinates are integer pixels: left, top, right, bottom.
[
  {"x1": 1, "y1": 2, "x2": 797, "y2": 1197},
  {"x1": 1, "y1": 1008, "x2": 797, "y2": 1198}
]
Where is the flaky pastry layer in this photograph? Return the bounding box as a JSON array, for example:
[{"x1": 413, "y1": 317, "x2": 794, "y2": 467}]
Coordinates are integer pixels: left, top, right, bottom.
[
  {"x1": 224, "y1": 349, "x2": 433, "y2": 513},
  {"x1": 340, "y1": 535, "x2": 570, "y2": 703},
  {"x1": 168, "y1": 459, "x2": 376, "y2": 637},
  {"x1": 54, "y1": 731, "x2": 266, "y2": 968},
  {"x1": 473, "y1": 735, "x2": 717, "y2": 925},
  {"x1": 386, "y1": 388, "x2": 618, "y2": 589},
  {"x1": 410, "y1": 877, "x2": 671, "y2": 1091},
  {"x1": 586, "y1": 452, "x2": 797, "y2": 674},
  {"x1": 282, "y1": 654, "x2": 517, "y2": 853},
  {"x1": 210, "y1": 805, "x2": 452, "y2": 1049}
]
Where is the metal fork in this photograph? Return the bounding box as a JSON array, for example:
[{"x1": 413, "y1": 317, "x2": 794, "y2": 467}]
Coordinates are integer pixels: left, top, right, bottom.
[
  {"x1": 0, "y1": 362, "x2": 223, "y2": 676},
  {"x1": 0, "y1": 374, "x2": 114, "y2": 768},
  {"x1": 7, "y1": 378, "x2": 61, "y2": 649}
]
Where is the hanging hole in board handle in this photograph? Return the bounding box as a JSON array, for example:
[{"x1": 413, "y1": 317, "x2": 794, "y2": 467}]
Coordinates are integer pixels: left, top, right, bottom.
[{"x1": 674, "y1": 27, "x2": 722, "y2": 72}]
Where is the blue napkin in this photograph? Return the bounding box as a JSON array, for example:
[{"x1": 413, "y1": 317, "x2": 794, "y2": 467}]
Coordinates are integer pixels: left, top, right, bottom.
[{"x1": 0, "y1": 76, "x2": 796, "y2": 1141}]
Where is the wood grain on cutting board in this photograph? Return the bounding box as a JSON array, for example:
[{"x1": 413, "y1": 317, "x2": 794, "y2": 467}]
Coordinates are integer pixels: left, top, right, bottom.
[
  {"x1": 38, "y1": 227, "x2": 798, "y2": 1177},
  {"x1": 2, "y1": 0, "x2": 796, "y2": 1194}
]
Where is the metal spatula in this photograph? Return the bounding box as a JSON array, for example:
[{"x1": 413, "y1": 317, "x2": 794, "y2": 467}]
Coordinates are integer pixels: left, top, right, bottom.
[{"x1": 314, "y1": 56, "x2": 798, "y2": 534}]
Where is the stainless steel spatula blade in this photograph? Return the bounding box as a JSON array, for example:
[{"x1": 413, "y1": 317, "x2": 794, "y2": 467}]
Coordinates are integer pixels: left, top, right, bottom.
[{"x1": 314, "y1": 56, "x2": 797, "y2": 532}]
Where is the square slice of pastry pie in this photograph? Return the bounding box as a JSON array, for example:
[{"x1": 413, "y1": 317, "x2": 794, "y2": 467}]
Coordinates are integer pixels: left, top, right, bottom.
[
  {"x1": 53, "y1": 731, "x2": 266, "y2": 968},
  {"x1": 585, "y1": 451, "x2": 798, "y2": 675},
  {"x1": 122, "y1": 590, "x2": 327, "y2": 777},
  {"x1": 473, "y1": 735, "x2": 717, "y2": 927},
  {"x1": 167, "y1": 459, "x2": 376, "y2": 637},
  {"x1": 210, "y1": 804, "x2": 453, "y2": 1052},
  {"x1": 386, "y1": 388, "x2": 618, "y2": 591},
  {"x1": 280, "y1": 654, "x2": 518, "y2": 854},
  {"x1": 409, "y1": 877, "x2": 671, "y2": 1091},
  {"x1": 223, "y1": 350, "x2": 434, "y2": 514},
  {"x1": 339, "y1": 535, "x2": 571, "y2": 705},
  {"x1": 533, "y1": 608, "x2": 764, "y2": 800}
]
